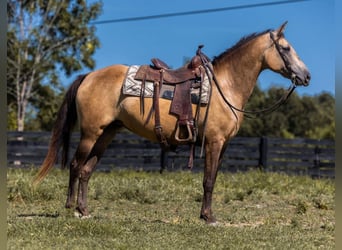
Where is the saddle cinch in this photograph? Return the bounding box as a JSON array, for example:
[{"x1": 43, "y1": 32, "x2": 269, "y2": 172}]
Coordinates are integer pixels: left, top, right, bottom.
[{"x1": 134, "y1": 46, "x2": 211, "y2": 169}]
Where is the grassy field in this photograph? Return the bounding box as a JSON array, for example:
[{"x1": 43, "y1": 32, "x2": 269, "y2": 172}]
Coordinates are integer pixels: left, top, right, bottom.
[{"x1": 7, "y1": 168, "x2": 334, "y2": 249}]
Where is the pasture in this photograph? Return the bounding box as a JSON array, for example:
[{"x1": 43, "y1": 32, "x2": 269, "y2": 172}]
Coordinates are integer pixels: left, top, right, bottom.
[{"x1": 7, "y1": 168, "x2": 334, "y2": 249}]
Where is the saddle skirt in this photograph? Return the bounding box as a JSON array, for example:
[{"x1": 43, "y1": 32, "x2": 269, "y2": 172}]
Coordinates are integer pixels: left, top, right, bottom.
[{"x1": 122, "y1": 65, "x2": 211, "y2": 104}]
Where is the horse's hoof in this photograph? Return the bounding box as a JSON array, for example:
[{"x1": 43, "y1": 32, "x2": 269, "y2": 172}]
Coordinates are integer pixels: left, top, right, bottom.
[
  {"x1": 207, "y1": 221, "x2": 220, "y2": 226},
  {"x1": 74, "y1": 211, "x2": 82, "y2": 218},
  {"x1": 200, "y1": 214, "x2": 217, "y2": 225},
  {"x1": 80, "y1": 214, "x2": 92, "y2": 219},
  {"x1": 74, "y1": 211, "x2": 91, "y2": 219}
]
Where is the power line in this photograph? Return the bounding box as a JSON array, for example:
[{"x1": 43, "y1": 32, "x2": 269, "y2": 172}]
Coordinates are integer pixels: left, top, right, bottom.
[{"x1": 90, "y1": 0, "x2": 313, "y2": 25}]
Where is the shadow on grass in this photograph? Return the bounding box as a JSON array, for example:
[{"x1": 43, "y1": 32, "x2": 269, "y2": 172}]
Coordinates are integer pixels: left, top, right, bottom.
[{"x1": 17, "y1": 212, "x2": 60, "y2": 218}]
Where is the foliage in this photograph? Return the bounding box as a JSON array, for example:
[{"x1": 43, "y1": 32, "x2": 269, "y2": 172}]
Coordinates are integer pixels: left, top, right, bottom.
[
  {"x1": 26, "y1": 86, "x2": 66, "y2": 131},
  {"x1": 238, "y1": 84, "x2": 335, "y2": 139},
  {"x1": 7, "y1": 0, "x2": 102, "y2": 131},
  {"x1": 8, "y1": 168, "x2": 334, "y2": 249}
]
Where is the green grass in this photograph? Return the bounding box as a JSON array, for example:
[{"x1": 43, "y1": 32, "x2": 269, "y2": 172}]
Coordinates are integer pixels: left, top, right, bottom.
[{"x1": 8, "y1": 168, "x2": 335, "y2": 249}]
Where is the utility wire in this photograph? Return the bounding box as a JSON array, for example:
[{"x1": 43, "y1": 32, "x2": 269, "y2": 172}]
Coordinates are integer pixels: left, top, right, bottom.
[{"x1": 90, "y1": 0, "x2": 313, "y2": 25}]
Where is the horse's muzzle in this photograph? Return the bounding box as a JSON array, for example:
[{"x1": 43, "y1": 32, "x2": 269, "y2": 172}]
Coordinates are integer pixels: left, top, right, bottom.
[{"x1": 292, "y1": 70, "x2": 311, "y2": 86}]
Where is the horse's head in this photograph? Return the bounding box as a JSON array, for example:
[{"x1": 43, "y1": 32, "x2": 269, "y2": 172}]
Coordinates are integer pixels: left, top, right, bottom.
[{"x1": 263, "y1": 21, "x2": 311, "y2": 86}]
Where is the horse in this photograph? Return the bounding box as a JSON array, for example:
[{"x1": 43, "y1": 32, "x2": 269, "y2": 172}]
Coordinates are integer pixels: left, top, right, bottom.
[{"x1": 34, "y1": 22, "x2": 310, "y2": 224}]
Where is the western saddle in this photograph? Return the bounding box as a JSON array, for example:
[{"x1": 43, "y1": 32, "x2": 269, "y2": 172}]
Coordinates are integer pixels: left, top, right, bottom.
[{"x1": 134, "y1": 45, "x2": 211, "y2": 169}]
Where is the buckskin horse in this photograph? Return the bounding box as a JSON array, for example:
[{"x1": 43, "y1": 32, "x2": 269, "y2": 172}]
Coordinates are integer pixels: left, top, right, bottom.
[{"x1": 34, "y1": 22, "x2": 310, "y2": 224}]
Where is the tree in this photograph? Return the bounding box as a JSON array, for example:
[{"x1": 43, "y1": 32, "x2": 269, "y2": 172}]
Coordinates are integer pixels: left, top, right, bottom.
[
  {"x1": 25, "y1": 85, "x2": 66, "y2": 131},
  {"x1": 7, "y1": 0, "x2": 102, "y2": 131},
  {"x1": 238, "y1": 86, "x2": 335, "y2": 139},
  {"x1": 305, "y1": 92, "x2": 335, "y2": 139}
]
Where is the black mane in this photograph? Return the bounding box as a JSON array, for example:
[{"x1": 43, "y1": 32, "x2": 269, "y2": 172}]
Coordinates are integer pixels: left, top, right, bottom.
[{"x1": 212, "y1": 29, "x2": 271, "y2": 64}]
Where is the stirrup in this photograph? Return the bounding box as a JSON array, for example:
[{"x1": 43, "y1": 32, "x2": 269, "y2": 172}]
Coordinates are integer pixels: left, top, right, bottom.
[{"x1": 175, "y1": 123, "x2": 193, "y2": 142}]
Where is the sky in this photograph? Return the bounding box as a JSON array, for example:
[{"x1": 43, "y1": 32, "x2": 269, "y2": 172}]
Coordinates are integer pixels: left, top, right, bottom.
[{"x1": 62, "y1": 0, "x2": 335, "y2": 96}]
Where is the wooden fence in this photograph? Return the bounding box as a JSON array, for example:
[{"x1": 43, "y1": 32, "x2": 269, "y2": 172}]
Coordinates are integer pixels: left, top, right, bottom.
[{"x1": 7, "y1": 131, "x2": 335, "y2": 178}]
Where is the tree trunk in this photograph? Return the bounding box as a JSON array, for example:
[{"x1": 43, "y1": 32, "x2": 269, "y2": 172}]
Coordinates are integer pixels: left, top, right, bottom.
[{"x1": 17, "y1": 101, "x2": 25, "y2": 132}]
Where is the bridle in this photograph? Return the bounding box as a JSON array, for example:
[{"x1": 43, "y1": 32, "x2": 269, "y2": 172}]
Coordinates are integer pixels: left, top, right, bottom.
[
  {"x1": 197, "y1": 31, "x2": 297, "y2": 119},
  {"x1": 269, "y1": 31, "x2": 298, "y2": 85}
]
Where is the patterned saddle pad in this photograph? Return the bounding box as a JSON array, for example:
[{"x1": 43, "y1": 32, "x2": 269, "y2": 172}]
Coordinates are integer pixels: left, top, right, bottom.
[{"x1": 122, "y1": 65, "x2": 211, "y2": 104}]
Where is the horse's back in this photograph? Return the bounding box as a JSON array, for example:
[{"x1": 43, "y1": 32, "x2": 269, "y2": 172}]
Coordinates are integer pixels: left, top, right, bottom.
[{"x1": 78, "y1": 64, "x2": 128, "y2": 94}]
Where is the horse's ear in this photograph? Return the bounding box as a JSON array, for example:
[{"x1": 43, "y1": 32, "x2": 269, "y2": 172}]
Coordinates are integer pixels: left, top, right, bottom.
[{"x1": 276, "y1": 21, "x2": 288, "y2": 37}]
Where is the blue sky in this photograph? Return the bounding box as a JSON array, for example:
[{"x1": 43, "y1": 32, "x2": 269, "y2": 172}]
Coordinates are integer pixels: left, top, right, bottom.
[{"x1": 63, "y1": 0, "x2": 334, "y2": 96}]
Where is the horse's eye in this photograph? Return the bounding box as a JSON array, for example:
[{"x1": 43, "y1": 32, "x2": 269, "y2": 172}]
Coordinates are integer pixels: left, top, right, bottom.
[{"x1": 281, "y1": 45, "x2": 291, "y2": 52}]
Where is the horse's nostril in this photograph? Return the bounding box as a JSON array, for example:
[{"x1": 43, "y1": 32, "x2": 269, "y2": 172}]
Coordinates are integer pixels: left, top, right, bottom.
[{"x1": 303, "y1": 73, "x2": 311, "y2": 86}]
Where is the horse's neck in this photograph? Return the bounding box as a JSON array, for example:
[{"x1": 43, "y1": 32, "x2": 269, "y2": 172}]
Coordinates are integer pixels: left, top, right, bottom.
[{"x1": 213, "y1": 42, "x2": 265, "y2": 109}]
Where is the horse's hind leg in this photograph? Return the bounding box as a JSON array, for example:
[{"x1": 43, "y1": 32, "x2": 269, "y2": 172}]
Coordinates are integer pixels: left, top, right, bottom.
[
  {"x1": 75, "y1": 121, "x2": 121, "y2": 217},
  {"x1": 65, "y1": 135, "x2": 96, "y2": 209},
  {"x1": 65, "y1": 160, "x2": 79, "y2": 209}
]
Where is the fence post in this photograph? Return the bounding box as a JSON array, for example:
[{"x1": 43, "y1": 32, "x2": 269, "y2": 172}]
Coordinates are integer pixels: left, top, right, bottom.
[
  {"x1": 160, "y1": 149, "x2": 169, "y2": 173},
  {"x1": 313, "y1": 145, "x2": 321, "y2": 178},
  {"x1": 314, "y1": 145, "x2": 321, "y2": 168},
  {"x1": 259, "y1": 136, "x2": 268, "y2": 171}
]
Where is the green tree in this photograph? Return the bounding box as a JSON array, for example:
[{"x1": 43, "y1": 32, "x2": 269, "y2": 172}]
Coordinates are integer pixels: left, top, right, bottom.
[
  {"x1": 305, "y1": 93, "x2": 335, "y2": 139},
  {"x1": 238, "y1": 86, "x2": 335, "y2": 139},
  {"x1": 7, "y1": 0, "x2": 102, "y2": 131},
  {"x1": 25, "y1": 85, "x2": 66, "y2": 131}
]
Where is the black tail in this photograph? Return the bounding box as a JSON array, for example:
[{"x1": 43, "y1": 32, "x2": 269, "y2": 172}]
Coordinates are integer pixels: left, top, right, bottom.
[{"x1": 34, "y1": 74, "x2": 88, "y2": 185}]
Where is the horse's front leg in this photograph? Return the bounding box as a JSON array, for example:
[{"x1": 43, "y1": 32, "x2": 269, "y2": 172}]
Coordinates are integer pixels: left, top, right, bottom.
[{"x1": 200, "y1": 139, "x2": 225, "y2": 224}]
